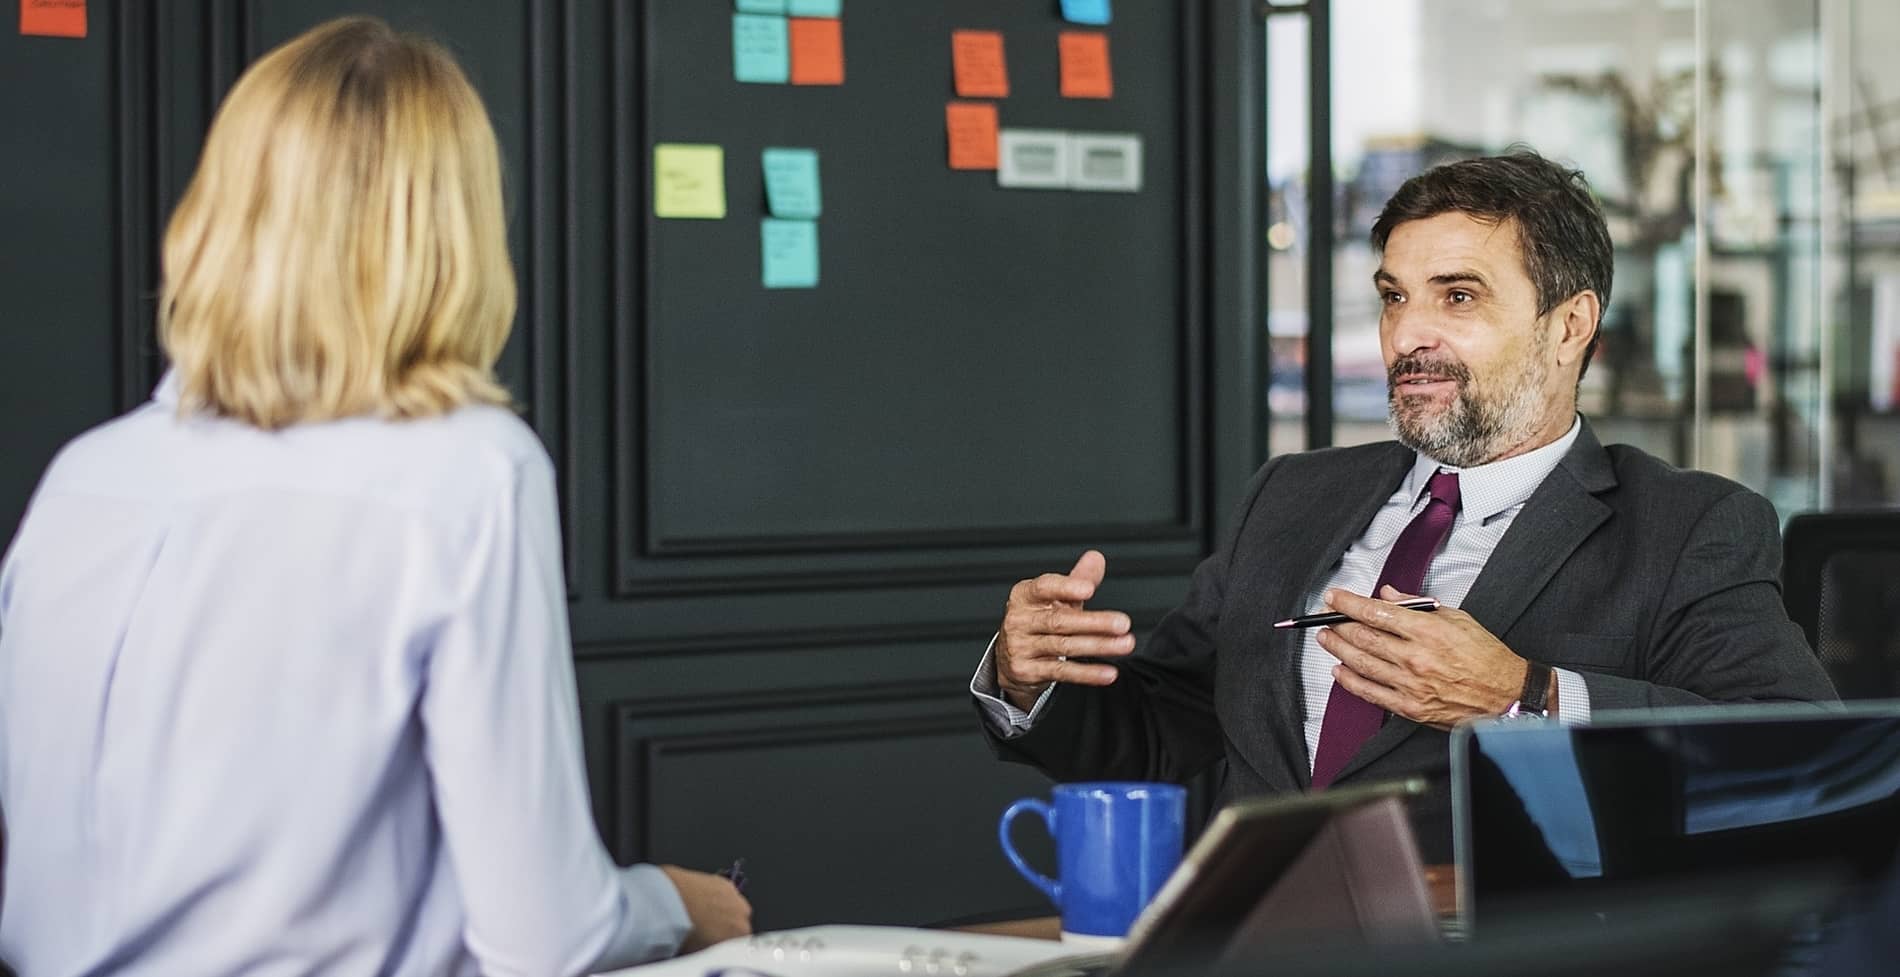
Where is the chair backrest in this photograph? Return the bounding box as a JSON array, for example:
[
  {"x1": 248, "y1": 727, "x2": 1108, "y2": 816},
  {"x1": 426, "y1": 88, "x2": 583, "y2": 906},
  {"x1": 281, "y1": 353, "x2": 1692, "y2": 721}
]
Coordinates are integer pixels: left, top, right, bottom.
[{"x1": 1781, "y1": 511, "x2": 1900, "y2": 700}]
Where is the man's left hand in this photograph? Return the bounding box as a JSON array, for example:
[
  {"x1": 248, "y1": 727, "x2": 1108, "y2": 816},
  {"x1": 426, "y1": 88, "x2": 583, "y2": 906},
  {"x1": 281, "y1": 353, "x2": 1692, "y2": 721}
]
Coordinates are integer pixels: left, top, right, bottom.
[{"x1": 1315, "y1": 586, "x2": 1529, "y2": 730}]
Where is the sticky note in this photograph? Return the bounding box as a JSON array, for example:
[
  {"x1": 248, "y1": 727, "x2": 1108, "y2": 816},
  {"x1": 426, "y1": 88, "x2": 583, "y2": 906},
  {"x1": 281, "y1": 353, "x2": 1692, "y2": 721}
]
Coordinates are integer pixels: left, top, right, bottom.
[
  {"x1": 998, "y1": 130, "x2": 1071, "y2": 189},
  {"x1": 788, "y1": 17, "x2": 844, "y2": 85},
  {"x1": 1059, "y1": 32, "x2": 1113, "y2": 99},
  {"x1": 952, "y1": 30, "x2": 1009, "y2": 99},
  {"x1": 733, "y1": 13, "x2": 789, "y2": 84},
  {"x1": 762, "y1": 219, "x2": 819, "y2": 289},
  {"x1": 787, "y1": 0, "x2": 840, "y2": 15},
  {"x1": 762, "y1": 148, "x2": 822, "y2": 219},
  {"x1": 653, "y1": 144, "x2": 727, "y2": 219},
  {"x1": 1060, "y1": 0, "x2": 1112, "y2": 25},
  {"x1": 20, "y1": 0, "x2": 86, "y2": 37},
  {"x1": 735, "y1": 0, "x2": 785, "y2": 12},
  {"x1": 945, "y1": 102, "x2": 999, "y2": 171}
]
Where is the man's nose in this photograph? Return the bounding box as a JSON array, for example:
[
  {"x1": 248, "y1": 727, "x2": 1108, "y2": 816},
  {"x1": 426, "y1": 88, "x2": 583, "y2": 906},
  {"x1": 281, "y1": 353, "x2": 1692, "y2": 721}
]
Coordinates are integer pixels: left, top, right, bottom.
[{"x1": 1384, "y1": 301, "x2": 1444, "y2": 357}]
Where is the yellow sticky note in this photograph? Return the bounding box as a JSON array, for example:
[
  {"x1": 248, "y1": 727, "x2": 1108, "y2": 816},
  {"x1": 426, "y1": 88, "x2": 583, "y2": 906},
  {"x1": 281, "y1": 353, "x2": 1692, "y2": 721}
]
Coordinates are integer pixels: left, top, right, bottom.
[{"x1": 653, "y1": 144, "x2": 727, "y2": 220}]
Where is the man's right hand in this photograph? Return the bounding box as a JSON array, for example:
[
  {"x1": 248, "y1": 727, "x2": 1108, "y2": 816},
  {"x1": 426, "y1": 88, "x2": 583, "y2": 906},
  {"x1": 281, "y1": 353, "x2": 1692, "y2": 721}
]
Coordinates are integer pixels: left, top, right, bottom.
[
  {"x1": 659, "y1": 865, "x2": 753, "y2": 955},
  {"x1": 995, "y1": 550, "x2": 1136, "y2": 712}
]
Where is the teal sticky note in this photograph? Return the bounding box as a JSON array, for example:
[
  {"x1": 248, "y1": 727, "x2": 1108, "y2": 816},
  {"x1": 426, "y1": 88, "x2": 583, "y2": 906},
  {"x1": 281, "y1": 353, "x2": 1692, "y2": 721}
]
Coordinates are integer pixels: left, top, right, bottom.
[
  {"x1": 735, "y1": 0, "x2": 785, "y2": 12},
  {"x1": 761, "y1": 148, "x2": 822, "y2": 219},
  {"x1": 761, "y1": 219, "x2": 819, "y2": 289},
  {"x1": 787, "y1": 0, "x2": 841, "y2": 16},
  {"x1": 1060, "y1": 0, "x2": 1111, "y2": 25},
  {"x1": 732, "y1": 14, "x2": 789, "y2": 84}
]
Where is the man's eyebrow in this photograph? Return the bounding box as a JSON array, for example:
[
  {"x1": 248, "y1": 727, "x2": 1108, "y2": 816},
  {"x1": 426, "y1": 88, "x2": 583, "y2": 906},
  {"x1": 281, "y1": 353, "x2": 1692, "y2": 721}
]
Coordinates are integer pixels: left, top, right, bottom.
[
  {"x1": 1429, "y1": 270, "x2": 1491, "y2": 290},
  {"x1": 1373, "y1": 269, "x2": 1399, "y2": 287}
]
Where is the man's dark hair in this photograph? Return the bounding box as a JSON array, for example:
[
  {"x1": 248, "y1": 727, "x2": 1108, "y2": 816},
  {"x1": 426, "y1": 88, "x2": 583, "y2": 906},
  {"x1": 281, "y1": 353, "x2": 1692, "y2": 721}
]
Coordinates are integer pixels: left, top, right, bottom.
[{"x1": 1370, "y1": 149, "x2": 1614, "y2": 380}]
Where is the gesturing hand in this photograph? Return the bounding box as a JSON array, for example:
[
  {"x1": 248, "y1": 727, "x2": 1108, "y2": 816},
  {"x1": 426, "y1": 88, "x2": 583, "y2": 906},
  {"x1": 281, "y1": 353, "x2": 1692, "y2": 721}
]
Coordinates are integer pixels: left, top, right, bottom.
[
  {"x1": 994, "y1": 550, "x2": 1136, "y2": 712},
  {"x1": 1315, "y1": 586, "x2": 1531, "y2": 730}
]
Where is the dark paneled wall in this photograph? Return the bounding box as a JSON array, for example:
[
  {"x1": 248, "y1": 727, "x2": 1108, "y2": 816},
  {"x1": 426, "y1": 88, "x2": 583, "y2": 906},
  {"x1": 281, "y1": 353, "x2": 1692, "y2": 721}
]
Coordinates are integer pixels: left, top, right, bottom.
[{"x1": 0, "y1": 1, "x2": 1259, "y2": 931}]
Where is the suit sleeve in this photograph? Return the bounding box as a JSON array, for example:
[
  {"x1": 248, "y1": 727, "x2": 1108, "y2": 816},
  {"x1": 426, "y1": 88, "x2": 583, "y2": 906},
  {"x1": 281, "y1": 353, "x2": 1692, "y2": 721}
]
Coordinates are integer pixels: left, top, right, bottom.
[
  {"x1": 1579, "y1": 489, "x2": 1837, "y2": 710},
  {"x1": 978, "y1": 460, "x2": 1281, "y2": 784}
]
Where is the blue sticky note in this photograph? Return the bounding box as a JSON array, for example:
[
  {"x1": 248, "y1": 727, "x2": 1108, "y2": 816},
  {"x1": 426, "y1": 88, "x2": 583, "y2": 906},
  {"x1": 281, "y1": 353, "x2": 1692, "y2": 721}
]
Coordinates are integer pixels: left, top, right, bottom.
[
  {"x1": 735, "y1": 0, "x2": 785, "y2": 12},
  {"x1": 762, "y1": 219, "x2": 819, "y2": 289},
  {"x1": 761, "y1": 148, "x2": 822, "y2": 219},
  {"x1": 787, "y1": 0, "x2": 841, "y2": 16},
  {"x1": 1060, "y1": 0, "x2": 1111, "y2": 25},
  {"x1": 733, "y1": 14, "x2": 789, "y2": 84}
]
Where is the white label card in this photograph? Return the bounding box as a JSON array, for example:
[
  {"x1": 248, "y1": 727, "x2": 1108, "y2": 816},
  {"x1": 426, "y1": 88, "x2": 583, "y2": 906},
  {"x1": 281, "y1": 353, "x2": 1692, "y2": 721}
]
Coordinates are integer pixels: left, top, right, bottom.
[
  {"x1": 1067, "y1": 132, "x2": 1143, "y2": 192},
  {"x1": 997, "y1": 129, "x2": 1072, "y2": 189}
]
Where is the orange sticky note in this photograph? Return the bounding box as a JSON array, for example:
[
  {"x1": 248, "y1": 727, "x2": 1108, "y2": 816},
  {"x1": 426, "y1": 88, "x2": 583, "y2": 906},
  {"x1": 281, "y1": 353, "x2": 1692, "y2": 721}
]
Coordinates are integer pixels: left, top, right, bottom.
[
  {"x1": 789, "y1": 17, "x2": 844, "y2": 85},
  {"x1": 945, "y1": 102, "x2": 999, "y2": 171},
  {"x1": 1059, "y1": 31, "x2": 1112, "y2": 99},
  {"x1": 20, "y1": 0, "x2": 85, "y2": 37},
  {"x1": 951, "y1": 30, "x2": 1009, "y2": 98}
]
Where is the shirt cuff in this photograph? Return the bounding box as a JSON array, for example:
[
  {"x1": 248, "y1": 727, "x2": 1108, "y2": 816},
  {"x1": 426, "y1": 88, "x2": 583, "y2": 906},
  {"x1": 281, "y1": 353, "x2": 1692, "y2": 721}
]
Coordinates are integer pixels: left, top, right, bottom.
[
  {"x1": 970, "y1": 634, "x2": 1057, "y2": 737},
  {"x1": 1552, "y1": 667, "x2": 1591, "y2": 725},
  {"x1": 591, "y1": 863, "x2": 694, "y2": 969}
]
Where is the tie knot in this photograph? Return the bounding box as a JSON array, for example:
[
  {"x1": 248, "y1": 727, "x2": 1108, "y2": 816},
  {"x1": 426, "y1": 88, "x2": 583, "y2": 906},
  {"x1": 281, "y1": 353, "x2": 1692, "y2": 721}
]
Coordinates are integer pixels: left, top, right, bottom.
[{"x1": 1426, "y1": 469, "x2": 1461, "y2": 510}]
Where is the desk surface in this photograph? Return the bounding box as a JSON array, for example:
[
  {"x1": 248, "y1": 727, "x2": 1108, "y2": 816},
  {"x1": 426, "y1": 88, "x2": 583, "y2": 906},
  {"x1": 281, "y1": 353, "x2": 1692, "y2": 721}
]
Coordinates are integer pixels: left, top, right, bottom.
[{"x1": 955, "y1": 865, "x2": 1458, "y2": 941}]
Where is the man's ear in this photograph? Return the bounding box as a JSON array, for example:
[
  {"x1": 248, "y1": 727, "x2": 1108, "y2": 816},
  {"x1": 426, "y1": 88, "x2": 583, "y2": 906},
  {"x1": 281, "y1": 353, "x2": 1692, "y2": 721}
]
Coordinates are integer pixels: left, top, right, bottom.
[{"x1": 1552, "y1": 290, "x2": 1600, "y2": 369}]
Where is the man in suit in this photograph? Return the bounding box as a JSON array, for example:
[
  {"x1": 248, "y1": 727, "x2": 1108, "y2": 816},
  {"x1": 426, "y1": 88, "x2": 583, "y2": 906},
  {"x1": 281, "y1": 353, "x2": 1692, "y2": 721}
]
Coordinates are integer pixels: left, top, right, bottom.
[{"x1": 970, "y1": 150, "x2": 1836, "y2": 861}]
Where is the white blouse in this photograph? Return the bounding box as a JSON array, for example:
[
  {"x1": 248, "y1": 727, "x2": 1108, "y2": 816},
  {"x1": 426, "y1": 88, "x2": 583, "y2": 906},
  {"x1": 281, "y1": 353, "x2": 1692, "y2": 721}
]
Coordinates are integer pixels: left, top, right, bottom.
[{"x1": 0, "y1": 376, "x2": 688, "y2": 976}]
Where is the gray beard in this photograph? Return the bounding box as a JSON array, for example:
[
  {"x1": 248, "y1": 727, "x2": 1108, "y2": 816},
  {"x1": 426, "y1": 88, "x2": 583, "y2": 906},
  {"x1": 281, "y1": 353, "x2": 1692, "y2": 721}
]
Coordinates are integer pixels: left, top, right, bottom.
[{"x1": 1388, "y1": 355, "x2": 1550, "y2": 468}]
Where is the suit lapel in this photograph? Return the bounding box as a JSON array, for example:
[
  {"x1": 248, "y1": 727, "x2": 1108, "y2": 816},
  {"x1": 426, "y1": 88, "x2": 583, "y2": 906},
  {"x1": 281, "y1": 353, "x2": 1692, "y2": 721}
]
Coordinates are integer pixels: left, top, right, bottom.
[
  {"x1": 1459, "y1": 422, "x2": 1617, "y2": 637},
  {"x1": 1239, "y1": 444, "x2": 1412, "y2": 789},
  {"x1": 1327, "y1": 420, "x2": 1619, "y2": 785}
]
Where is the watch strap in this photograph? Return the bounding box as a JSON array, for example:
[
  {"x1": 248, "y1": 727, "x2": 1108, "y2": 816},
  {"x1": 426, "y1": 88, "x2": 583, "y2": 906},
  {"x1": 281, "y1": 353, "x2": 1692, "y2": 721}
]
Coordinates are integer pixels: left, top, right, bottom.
[{"x1": 1518, "y1": 660, "x2": 1553, "y2": 715}]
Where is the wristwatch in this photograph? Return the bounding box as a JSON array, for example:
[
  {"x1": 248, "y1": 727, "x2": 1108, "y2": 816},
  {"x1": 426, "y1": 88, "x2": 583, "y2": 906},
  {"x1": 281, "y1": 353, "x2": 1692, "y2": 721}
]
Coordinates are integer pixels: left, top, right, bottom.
[{"x1": 1503, "y1": 661, "x2": 1553, "y2": 719}]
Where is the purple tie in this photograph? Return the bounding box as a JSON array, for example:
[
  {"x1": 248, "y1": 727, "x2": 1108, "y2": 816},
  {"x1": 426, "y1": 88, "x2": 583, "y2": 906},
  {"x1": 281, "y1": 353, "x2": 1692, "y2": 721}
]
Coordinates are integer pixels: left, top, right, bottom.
[{"x1": 1309, "y1": 469, "x2": 1461, "y2": 789}]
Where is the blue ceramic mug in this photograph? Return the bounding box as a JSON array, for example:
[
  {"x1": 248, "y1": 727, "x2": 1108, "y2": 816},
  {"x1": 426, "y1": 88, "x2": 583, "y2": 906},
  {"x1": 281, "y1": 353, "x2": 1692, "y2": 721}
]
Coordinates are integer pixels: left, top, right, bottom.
[{"x1": 998, "y1": 782, "x2": 1187, "y2": 942}]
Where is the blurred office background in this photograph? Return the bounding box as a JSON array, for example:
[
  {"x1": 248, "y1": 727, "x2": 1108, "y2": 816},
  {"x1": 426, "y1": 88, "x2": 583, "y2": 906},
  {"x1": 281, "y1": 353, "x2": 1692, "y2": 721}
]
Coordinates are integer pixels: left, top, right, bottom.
[{"x1": 1, "y1": 0, "x2": 1895, "y2": 933}]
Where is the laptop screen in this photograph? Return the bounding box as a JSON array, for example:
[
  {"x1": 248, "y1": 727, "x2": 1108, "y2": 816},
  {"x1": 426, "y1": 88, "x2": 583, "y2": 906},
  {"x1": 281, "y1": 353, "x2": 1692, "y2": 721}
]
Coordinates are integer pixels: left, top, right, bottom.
[{"x1": 1452, "y1": 705, "x2": 1900, "y2": 924}]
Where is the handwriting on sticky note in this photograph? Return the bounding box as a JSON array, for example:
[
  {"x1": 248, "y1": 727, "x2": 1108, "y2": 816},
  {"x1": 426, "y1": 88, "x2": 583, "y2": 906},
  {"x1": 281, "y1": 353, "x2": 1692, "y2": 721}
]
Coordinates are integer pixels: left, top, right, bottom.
[
  {"x1": 653, "y1": 144, "x2": 727, "y2": 219},
  {"x1": 20, "y1": 0, "x2": 86, "y2": 37},
  {"x1": 762, "y1": 148, "x2": 822, "y2": 219},
  {"x1": 945, "y1": 102, "x2": 999, "y2": 171},
  {"x1": 952, "y1": 30, "x2": 1009, "y2": 99},
  {"x1": 734, "y1": 0, "x2": 785, "y2": 13},
  {"x1": 761, "y1": 219, "x2": 819, "y2": 289},
  {"x1": 788, "y1": 17, "x2": 844, "y2": 85},
  {"x1": 1060, "y1": 0, "x2": 1112, "y2": 26},
  {"x1": 1059, "y1": 32, "x2": 1113, "y2": 99},
  {"x1": 733, "y1": 13, "x2": 789, "y2": 84},
  {"x1": 786, "y1": 0, "x2": 840, "y2": 16}
]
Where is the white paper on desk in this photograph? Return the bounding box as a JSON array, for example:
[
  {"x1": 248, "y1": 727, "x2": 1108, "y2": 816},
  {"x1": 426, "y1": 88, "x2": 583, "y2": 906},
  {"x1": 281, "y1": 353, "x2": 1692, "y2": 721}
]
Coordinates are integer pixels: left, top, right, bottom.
[
  {"x1": 1067, "y1": 133, "x2": 1142, "y2": 193},
  {"x1": 595, "y1": 925, "x2": 1085, "y2": 977},
  {"x1": 997, "y1": 129, "x2": 1072, "y2": 189}
]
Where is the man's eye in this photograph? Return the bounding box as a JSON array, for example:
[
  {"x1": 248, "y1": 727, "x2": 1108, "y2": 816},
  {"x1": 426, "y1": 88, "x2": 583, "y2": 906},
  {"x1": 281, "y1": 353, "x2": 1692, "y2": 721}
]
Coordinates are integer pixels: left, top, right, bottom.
[
  {"x1": 1448, "y1": 290, "x2": 1474, "y2": 304},
  {"x1": 1381, "y1": 291, "x2": 1404, "y2": 305}
]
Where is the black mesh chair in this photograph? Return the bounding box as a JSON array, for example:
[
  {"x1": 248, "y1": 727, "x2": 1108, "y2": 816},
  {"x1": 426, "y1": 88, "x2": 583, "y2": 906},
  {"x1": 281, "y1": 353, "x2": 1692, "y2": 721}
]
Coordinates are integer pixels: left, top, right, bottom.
[{"x1": 1782, "y1": 511, "x2": 1900, "y2": 700}]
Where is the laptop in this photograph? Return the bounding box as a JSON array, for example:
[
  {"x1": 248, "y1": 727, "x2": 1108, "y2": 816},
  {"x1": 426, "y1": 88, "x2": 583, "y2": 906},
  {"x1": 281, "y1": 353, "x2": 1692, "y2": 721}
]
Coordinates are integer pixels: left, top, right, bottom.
[
  {"x1": 1450, "y1": 702, "x2": 1900, "y2": 934},
  {"x1": 1019, "y1": 777, "x2": 1441, "y2": 977}
]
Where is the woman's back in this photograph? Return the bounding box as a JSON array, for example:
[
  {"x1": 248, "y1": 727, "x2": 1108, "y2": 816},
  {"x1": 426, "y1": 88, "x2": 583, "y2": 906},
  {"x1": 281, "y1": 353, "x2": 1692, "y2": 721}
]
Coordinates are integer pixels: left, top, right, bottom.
[{"x1": 0, "y1": 383, "x2": 665, "y2": 976}]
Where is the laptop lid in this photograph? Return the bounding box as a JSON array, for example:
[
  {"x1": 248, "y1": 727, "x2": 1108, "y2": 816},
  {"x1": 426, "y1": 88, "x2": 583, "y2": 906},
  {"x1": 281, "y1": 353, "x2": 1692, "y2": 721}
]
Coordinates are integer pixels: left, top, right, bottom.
[
  {"x1": 1111, "y1": 778, "x2": 1438, "y2": 975},
  {"x1": 1451, "y1": 702, "x2": 1900, "y2": 932}
]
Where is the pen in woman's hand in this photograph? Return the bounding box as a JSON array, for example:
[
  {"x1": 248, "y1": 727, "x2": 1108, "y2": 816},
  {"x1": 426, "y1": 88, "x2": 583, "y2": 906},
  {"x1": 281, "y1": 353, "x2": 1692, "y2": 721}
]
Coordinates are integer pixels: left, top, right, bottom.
[
  {"x1": 1272, "y1": 596, "x2": 1440, "y2": 629},
  {"x1": 715, "y1": 857, "x2": 747, "y2": 894}
]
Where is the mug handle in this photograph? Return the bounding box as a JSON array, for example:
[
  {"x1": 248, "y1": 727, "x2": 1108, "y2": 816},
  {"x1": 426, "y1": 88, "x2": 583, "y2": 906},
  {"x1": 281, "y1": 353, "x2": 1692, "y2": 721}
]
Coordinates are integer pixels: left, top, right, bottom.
[{"x1": 998, "y1": 798, "x2": 1060, "y2": 904}]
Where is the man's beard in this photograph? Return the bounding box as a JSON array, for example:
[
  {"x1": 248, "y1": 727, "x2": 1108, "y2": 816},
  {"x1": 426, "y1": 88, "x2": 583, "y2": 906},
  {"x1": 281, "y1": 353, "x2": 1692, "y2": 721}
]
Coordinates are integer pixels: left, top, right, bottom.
[{"x1": 1386, "y1": 340, "x2": 1550, "y2": 468}]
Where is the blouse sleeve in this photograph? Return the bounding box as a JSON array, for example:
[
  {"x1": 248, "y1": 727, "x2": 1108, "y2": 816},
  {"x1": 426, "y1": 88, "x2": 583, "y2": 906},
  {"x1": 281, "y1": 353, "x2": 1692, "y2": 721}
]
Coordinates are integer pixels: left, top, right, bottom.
[{"x1": 419, "y1": 452, "x2": 690, "y2": 977}]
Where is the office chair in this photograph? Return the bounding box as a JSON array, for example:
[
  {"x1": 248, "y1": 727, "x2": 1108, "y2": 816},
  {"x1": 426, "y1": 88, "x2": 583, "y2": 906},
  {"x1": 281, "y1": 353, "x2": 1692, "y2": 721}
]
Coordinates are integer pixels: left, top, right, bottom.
[{"x1": 1782, "y1": 511, "x2": 1900, "y2": 700}]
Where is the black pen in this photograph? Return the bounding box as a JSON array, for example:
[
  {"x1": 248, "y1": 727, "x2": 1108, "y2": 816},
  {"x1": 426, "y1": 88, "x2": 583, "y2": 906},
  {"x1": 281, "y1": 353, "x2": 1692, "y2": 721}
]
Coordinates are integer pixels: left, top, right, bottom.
[
  {"x1": 1272, "y1": 596, "x2": 1439, "y2": 629},
  {"x1": 716, "y1": 857, "x2": 747, "y2": 894}
]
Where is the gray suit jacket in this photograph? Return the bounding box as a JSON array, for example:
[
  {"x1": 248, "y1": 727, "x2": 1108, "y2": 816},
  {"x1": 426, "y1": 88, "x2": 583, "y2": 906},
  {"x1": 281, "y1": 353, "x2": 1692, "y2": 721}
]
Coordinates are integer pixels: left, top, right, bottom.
[{"x1": 984, "y1": 421, "x2": 1838, "y2": 862}]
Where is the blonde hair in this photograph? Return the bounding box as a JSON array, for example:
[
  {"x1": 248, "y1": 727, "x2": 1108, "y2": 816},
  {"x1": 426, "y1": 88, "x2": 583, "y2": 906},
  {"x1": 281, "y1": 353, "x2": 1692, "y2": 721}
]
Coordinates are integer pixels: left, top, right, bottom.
[{"x1": 159, "y1": 16, "x2": 515, "y2": 429}]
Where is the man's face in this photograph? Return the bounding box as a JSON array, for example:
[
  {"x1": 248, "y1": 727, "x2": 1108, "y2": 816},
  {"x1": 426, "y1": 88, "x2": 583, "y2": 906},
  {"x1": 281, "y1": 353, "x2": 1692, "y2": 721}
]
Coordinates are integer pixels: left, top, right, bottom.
[{"x1": 1374, "y1": 212, "x2": 1565, "y2": 467}]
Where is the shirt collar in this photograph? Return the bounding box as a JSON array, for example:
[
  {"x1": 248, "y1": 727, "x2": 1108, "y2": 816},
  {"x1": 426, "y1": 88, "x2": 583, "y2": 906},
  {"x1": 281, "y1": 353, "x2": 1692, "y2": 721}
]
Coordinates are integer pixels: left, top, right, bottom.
[
  {"x1": 153, "y1": 368, "x2": 180, "y2": 407},
  {"x1": 1404, "y1": 415, "x2": 1583, "y2": 524}
]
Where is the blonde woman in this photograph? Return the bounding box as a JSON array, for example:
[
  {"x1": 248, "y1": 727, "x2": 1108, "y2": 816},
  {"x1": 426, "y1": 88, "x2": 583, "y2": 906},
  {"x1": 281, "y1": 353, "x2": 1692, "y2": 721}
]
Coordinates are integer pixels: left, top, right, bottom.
[{"x1": 0, "y1": 17, "x2": 748, "y2": 976}]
